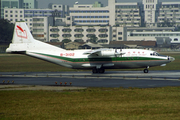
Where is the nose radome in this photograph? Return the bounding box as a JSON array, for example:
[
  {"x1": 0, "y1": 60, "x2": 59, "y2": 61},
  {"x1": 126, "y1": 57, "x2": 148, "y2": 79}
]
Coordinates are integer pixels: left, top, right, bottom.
[{"x1": 169, "y1": 56, "x2": 175, "y2": 61}]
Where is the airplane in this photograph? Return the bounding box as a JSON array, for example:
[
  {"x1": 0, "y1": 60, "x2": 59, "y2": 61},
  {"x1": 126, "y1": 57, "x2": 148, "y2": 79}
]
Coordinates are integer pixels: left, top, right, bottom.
[{"x1": 6, "y1": 22, "x2": 175, "y2": 73}]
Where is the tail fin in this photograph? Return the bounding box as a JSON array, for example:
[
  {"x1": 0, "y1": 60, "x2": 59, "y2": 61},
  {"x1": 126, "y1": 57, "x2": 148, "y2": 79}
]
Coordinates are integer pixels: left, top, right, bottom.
[
  {"x1": 6, "y1": 22, "x2": 66, "y2": 53},
  {"x1": 12, "y1": 22, "x2": 34, "y2": 43}
]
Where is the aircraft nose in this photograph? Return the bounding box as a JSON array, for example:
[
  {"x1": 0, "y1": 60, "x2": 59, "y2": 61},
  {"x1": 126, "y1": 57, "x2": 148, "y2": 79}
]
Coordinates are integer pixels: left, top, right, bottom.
[{"x1": 168, "y1": 56, "x2": 175, "y2": 61}]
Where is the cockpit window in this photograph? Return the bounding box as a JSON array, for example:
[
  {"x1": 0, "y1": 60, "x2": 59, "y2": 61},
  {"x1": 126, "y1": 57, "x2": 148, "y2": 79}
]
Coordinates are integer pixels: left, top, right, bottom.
[
  {"x1": 150, "y1": 52, "x2": 159, "y2": 56},
  {"x1": 150, "y1": 52, "x2": 167, "y2": 57}
]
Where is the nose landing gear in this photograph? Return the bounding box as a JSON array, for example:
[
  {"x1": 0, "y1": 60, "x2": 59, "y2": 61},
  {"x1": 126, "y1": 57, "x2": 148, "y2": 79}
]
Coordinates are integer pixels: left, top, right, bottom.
[
  {"x1": 143, "y1": 66, "x2": 149, "y2": 73},
  {"x1": 143, "y1": 69, "x2": 149, "y2": 73}
]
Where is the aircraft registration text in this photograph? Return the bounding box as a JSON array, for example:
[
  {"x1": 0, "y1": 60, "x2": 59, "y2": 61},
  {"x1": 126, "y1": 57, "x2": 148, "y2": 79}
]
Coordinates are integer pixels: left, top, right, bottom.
[{"x1": 60, "y1": 53, "x2": 75, "y2": 57}]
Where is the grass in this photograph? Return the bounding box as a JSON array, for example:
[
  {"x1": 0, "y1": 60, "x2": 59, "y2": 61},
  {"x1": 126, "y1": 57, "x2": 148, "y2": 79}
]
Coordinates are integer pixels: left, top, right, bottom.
[
  {"x1": 0, "y1": 87, "x2": 180, "y2": 120},
  {"x1": 0, "y1": 52, "x2": 179, "y2": 72}
]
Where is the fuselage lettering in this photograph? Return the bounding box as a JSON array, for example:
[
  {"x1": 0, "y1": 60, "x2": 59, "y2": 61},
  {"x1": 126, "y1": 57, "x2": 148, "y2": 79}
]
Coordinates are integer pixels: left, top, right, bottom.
[{"x1": 60, "y1": 53, "x2": 75, "y2": 57}]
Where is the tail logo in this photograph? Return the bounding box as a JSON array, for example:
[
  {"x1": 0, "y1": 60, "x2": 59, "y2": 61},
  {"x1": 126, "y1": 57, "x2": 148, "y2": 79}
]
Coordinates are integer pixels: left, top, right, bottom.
[{"x1": 16, "y1": 25, "x2": 27, "y2": 39}]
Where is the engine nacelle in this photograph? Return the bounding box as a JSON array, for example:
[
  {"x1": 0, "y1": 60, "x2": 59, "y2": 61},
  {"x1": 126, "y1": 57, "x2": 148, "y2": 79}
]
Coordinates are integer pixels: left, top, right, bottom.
[{"x1": 100, "y1": 50, "x2": 115, "y2": 56}]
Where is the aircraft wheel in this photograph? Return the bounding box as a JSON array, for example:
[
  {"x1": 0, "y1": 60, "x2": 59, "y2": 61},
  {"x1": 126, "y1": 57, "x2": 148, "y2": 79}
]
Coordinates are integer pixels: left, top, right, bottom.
[
  {"x1": 144, "y1": 69, "x2": 149, "y2": 73},
  {"x1": 92, "y1": 69, "x2": 98, "y2": 74},
  {"x1": 98, "y1": 69, "x2": 105, "y2": 73}
]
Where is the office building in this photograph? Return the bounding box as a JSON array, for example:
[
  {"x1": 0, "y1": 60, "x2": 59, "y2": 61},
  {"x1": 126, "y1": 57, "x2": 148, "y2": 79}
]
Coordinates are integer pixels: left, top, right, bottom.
[
  {"x1": 49, "y1": 25, "x2": 111, "y2": 43},
  {"x1": 158, "y1": 2, "x2": 180, "y2": 27},
  {"x1": 70, "y1": 3, "x2": 109, "y2": 26},
  {"x1": 1, "y1": 0, "x2": 22, "y2": 18},
  {"x1": 1, "y1": 0, "x2": 38, "y2": 18},
  {"x1": 23, "y1": 0, "x2": 38, "y2": 9}
]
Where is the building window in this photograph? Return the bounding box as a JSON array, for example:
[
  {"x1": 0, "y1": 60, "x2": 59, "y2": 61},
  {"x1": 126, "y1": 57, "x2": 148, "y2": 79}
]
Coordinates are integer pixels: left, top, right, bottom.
[
  {"x1": 118, "y1": 32, "x2": 122, "y2": 35},
  {"x1": 118, "y1": 37, "x2": 122, "y2": 40}
]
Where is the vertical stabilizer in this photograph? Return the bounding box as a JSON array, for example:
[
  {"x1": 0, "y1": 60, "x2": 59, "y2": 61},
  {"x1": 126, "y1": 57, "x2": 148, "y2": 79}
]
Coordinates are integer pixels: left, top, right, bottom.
[
  {"x1": 6, "y1": 22, "x2": 66, "y2": 53},
  {"x1": 12, "y1": 22, "x2": 34, "y2": 43}
]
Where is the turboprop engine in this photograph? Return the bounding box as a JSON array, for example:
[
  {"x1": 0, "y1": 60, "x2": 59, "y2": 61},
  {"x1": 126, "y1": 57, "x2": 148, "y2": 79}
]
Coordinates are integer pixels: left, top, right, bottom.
[
  {"x1": 99, "y1": 49, "x2": 125, "y2": 57},
  {"x1": 83, "y1": 49, "x2": 125, "y2": 57},
  {"x1": 100, "y1": 50, "x2": 116, "y2": 56}
]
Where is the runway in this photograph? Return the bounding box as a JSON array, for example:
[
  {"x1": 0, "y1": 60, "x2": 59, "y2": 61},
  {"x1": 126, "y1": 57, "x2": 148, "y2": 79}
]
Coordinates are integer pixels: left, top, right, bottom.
[{"x1": 1, "y1": 70, "x2": 180, "y2": 88}]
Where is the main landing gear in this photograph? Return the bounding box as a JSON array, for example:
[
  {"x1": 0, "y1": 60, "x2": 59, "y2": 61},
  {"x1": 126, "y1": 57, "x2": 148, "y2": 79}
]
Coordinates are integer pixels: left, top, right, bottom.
[
  {"x1": 143, "y1": 69, "x2": 149, "y2": 73},
  {"x1": 92, "y1": 68, "x2": 105, "y2": 74},
  {"x1": 143, "y1": 66, "x2": 149, "y2": 73}
]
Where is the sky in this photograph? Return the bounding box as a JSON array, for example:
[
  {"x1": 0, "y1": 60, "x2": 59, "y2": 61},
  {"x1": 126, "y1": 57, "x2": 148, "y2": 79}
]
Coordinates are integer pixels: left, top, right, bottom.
[{"x1": 37, "y1": 0, "x2": 180, "y2": 9}]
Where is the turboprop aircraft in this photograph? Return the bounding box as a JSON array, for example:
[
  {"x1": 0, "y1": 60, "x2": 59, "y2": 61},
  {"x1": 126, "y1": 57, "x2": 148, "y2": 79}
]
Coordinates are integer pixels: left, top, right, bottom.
[{"x1": 6, "y1": 22, "x2": 175, "y2": 73}]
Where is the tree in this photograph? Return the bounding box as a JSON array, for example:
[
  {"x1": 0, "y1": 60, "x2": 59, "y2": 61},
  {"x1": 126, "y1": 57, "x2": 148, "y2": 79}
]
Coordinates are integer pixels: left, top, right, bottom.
[
  {"x1": 90, "y1": 35, "x2": 98, "y2": 44},
  {"x1": 0, "y1": 19, "x2": 14, "y2": 43}
]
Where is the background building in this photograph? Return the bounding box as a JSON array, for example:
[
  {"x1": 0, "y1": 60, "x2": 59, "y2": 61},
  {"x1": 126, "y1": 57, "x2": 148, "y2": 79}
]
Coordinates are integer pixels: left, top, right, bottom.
[
  {"x1": 1, "y1": 0, "x2": 22, "y2": 18},
  {"x1": 1, "y1": 0, "x2": 37, "y2": 18},
  {"x1": 114, "y1": 2, "x2": 142, "y2": 27},
  {"x1": 70, "y1": 3, "x2": 109, "y2": 26},
  {"x1": 143, "y1": 0, "x2": 159, "y2": 27},
  {"x1": 32, "y1": 17, "x2": 53, "y2": 42},
  {"x1": 3, "y1": 0, "x2": 180, "y2": 46},
  {"x1": 23, "y1": 0, "x2": 38, "y2": 9},
  {"x1": 49, "y1": 25, "x2": 110, "y2": 43},
  {"x1": 157, "y1": 2, "x2": 180, "y2": 27}
]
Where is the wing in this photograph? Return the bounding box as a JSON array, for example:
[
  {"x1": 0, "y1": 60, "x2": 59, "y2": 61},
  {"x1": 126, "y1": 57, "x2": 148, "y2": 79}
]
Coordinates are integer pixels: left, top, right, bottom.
[{"x1": 83, "y1": 48, "x2": 125, "y2": 57}]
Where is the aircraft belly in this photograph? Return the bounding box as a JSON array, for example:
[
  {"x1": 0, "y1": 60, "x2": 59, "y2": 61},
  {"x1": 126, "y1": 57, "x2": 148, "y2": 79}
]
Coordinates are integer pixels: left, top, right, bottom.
[
  {"x1": 26, "y1": 52, "x2": 73, "y2": 68},
  {"x1": 115, "y1": 60, "x2": 170, "y2": 69},
  {"x1": 71, "y1": 59, "x2": 170, "y2": 69}
]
